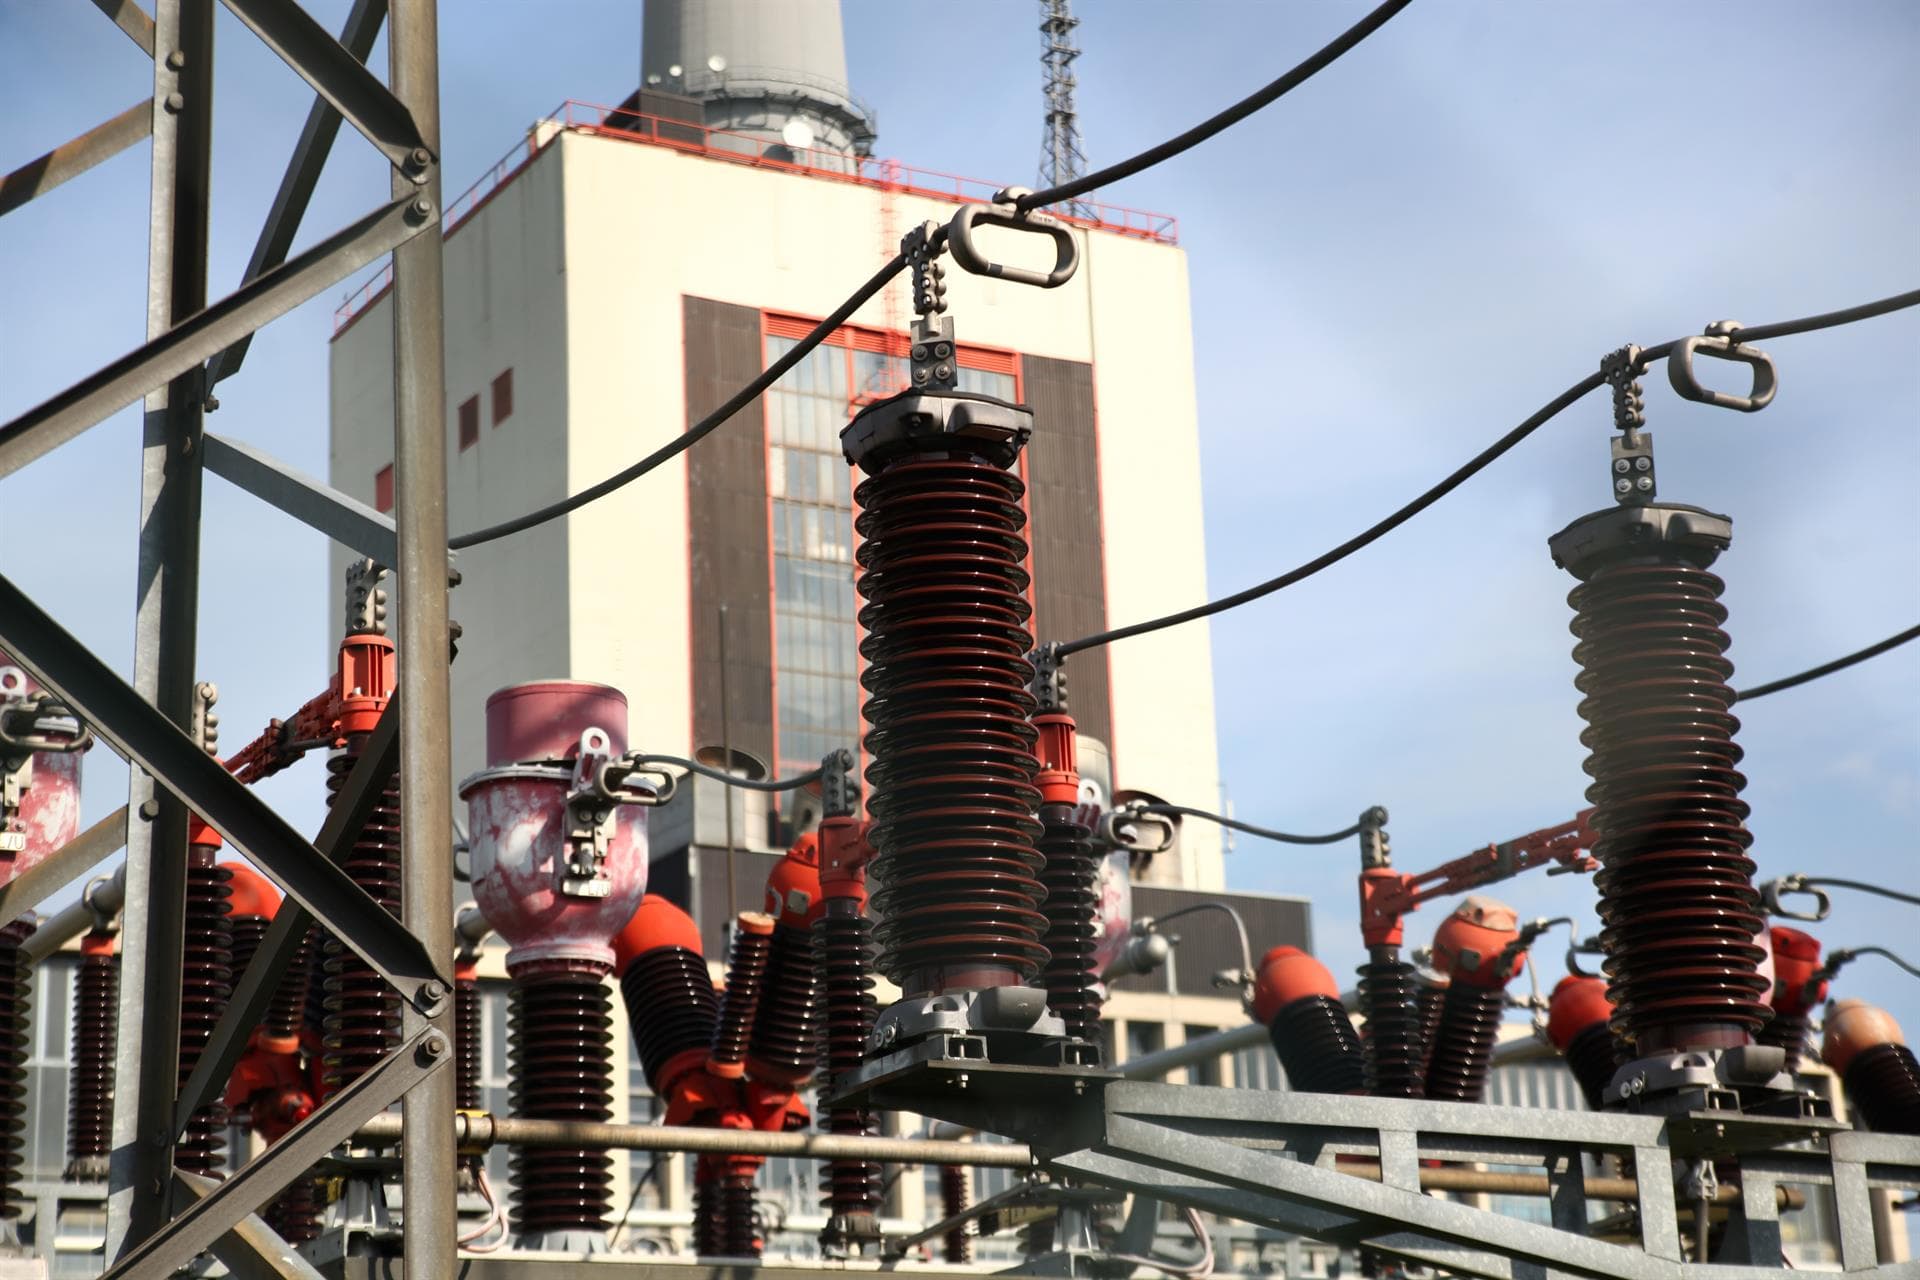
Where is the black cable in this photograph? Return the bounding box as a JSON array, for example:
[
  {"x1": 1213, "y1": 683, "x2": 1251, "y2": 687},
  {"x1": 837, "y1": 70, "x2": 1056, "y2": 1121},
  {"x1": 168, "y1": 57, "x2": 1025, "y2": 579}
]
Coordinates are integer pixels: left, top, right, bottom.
[
  {"x1": 1799, "y1": 878, "x2": 1920, "y2": 910},
  {"x1": 1017, "y1": 0, "x2": 1417, "y2": 212},
  {"x1": 1834, "y1": 946, "x2": 1920, "y2": 986},
  {"x1": 448, "y1": 252, "x2": 907, "y2": 550},
  {"x1": 1137, "y1": 803, "x2": 1364, "y2": 847},
  {"x1": 1734, "y1": 624, "x2": 1920, "y2": 702},
  {"x1": 632, "y1": 754, "x2": 825, "y2": 793},
  {"x1": 1057, "y1": 286, "x2": 1920, "y2": 657}
]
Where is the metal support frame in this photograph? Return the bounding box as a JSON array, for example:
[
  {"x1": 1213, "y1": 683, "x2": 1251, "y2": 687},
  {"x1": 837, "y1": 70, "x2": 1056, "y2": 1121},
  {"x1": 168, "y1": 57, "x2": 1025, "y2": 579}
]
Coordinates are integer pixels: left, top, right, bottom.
[{"x1": 0, "y1": 0, "x2": 455, "y2": 1266}]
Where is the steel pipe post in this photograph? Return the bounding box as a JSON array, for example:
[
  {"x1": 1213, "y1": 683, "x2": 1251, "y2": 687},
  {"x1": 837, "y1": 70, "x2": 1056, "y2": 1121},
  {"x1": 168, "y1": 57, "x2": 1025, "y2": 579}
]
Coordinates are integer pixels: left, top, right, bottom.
[{"x1": 387, "y1": 0, "x2": 456, "y2": 1270}]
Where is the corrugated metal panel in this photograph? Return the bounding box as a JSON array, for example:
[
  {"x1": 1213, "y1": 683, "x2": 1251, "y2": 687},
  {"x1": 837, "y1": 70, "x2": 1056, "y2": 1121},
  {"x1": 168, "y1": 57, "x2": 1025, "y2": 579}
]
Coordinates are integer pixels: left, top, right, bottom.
[
  {"x1": 684, "y1": 296, "x2": 776, "y2": 767},
  {"x1": 1022, "y1": 353, "x2": 1112, "y2": 750}
]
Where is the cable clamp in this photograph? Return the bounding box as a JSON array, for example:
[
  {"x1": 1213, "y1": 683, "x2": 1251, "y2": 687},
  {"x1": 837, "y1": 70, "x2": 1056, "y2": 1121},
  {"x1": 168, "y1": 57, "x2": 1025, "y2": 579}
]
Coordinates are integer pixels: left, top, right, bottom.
[
  {"x1": 947, "y1": 193, "x2": 1080, "y2": 290},
  {"x1": 1759, "y1": 874, "x2": 1830, "y2": 922},
  {"x1": 1099, "y1": 802, "x2": 1175, "y2": 857},
  {"x1": 1669, "y1": 321, "x2": 1777, "y2": 412}
]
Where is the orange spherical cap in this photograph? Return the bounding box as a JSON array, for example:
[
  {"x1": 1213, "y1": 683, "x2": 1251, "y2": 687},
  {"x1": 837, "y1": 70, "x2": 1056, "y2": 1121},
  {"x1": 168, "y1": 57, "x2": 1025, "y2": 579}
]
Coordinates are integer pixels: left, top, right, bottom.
[
  {"x1": 612, "y1": 895, "x2": 703, "y2": 973},
  {"x1": 1546, "y1": 976, "x2": 1613, "y2": 1051},
  {"x1": 1822, "y1": 999, "x2": 1906, "y2": 1076},
  {"x1": 221, "y1": 862, "x2": 282, "y2": 920},
  {"x1": 1768, "y1": 926, "x2": 1825, "y2": 1016},
  {"x1": 764, "y1": 839, "x2": 823, "y2": 929},
  {"x1": 1430, "y1": 895, "x2": 1521, "y2": 988},
  {"x1": 1251, "y1": 946, "x2": 1340, "y2": 1024}
]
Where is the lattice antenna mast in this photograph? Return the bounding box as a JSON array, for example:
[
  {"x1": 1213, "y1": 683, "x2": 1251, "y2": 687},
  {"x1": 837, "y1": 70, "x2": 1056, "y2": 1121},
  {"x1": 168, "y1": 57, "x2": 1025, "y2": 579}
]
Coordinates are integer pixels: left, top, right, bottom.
[{"x1": 1038, "y1": 0, "x2": 1090, "y2": 215}]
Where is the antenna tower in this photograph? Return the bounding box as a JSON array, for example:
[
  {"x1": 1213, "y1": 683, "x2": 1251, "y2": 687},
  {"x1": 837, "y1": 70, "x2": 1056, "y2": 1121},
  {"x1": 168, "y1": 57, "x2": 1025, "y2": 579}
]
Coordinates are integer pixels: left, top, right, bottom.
[{"x1": 1038, "y1": 0, "x2": 1089, "y2": 215}]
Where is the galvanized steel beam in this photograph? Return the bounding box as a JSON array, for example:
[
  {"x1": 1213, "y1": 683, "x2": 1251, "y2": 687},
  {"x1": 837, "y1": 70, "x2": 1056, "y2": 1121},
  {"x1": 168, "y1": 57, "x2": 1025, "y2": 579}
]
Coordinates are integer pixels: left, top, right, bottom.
[
  {"x1": 174, "y1": 1173, "x2": 327, "y2": 1280},
  {"x1": 88, "y1": 0, "x2": 157, "y2": 55},
  {"x1": 0, "y1": 805, "x2": 126, "y2": 924},
  {"x1": 0, "y1": 101, "x2": 153, "y2": 219},
  {"x1": 201, "y1": 432, "x2": 400, "y2": 564}
]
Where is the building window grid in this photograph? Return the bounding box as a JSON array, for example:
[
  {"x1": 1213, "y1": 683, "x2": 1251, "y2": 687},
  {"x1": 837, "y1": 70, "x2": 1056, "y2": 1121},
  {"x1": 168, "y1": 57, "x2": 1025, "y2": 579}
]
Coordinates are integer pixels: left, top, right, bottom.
[{"x1": 762, "y1": 319, "x2": 1020, "y2": 784}]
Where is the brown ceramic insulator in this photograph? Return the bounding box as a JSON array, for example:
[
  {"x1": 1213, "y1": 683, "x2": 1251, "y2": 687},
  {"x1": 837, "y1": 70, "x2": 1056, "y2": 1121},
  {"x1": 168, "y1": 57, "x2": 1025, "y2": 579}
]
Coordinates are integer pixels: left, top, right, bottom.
[
  {"x1": 1423, "y1": 982, "x2": 1507, "y2": 1103},
  {"x1": 0, "y1": 920, "x2": 32, "y2": 1216},
  {"x1": 1564, "y1": 1021, "x2": 1621, "y2": 1111},
  {"x1": 1269, "y1": 995, "x2": 1366, "y2": 1095},
  {"x1": 263, "y1": 924, "x2": 315, "y2": 1046},
  {"x1": 509, "y1": 967, "x2": 615, "y2": 1238},
  {"x1": 1758, "y1": 1010, "x2": 1813, "y2": 1075},
  {"x1": 710, "y1": 918, "x2": 774, "y2": 1077},
  {"x1": 814, "y1": 908, "x2": 882, "y2": 1225},
  {"x1": 1843, "y1": 1044, "x2": 1920, "y2": 1136},
  {"x1": 747, "y1": 924, "x2": 822, "y2": 1085},
  {"x1": 228, "y1": 914, "x2": 269, "y2": 992},
  {"x1": 1568, "y1": 559, "x2": 1768, "y2": 1052},
  {"x1": 455, "y1": 972, "x2": 484, "y2": 1180},
  {"x1": 1035, "y1": 804, "x2": 1101, "y2": 1043},
  {"x1": 65, "y1": 939, "x2": 116, "y2": 1181},
  {"x1": 321, "y1": 743, "x2": 404, "y2": 1093},
  {"x1": 693, "y1": 1175, "x2": 759, "y2": 1257},
  {"x1": 940, "y1": 1164, "x2": 972, "y2": 1263},
  {"x1": 1414, "y1": 977, "x2": 1448, "y2": 1081},
  {"x1": 265, "y1": 1178, "x2": 324, "y2": 1245},
  {"x1": 1358, "y1": 954, "x2": 1423, "y2": 1098},
  {"x1": 619, "y1": 947, "x2": 719, "y2": 1093},
  {"x1": 853, "y1": 457, "x2": 1049, "y2": 991},
  {"x1": 176, "y1": 848, "x2": 232, "y2": 1179}
]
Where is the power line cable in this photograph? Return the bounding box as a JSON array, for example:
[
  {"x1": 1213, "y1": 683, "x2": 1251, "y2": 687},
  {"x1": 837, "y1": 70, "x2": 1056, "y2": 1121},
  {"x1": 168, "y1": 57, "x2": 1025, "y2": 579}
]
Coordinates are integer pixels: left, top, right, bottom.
[
  {"x1": 448, "y1": 252, "x2": 906, "y2": 550},
  {"x1": 1017, "y1": 0, "x2": 1418, "y2": 212},
  {"x1": 630, "y1": 754, "x2": 825, "y2": 793},
  {"x1": 1135, "y1": 803, "x2": 1366, "y2": 846},
  {"x1": 1056, "y1": 286, "x2": 1920, "y2": 657},
  {"x1": 1793, "y1": 878, "x2": 1920, "y2": 911},
  {"x1": 1734, "y1": 623, "x2": 1920, "y2": 702}
]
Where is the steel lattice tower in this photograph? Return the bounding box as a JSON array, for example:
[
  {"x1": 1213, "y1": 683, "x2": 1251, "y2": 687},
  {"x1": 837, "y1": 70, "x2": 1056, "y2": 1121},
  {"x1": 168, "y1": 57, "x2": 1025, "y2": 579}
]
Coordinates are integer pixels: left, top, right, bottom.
[{"x1": 1038, "y1": 0, "x2": 1089, "y2": 213}]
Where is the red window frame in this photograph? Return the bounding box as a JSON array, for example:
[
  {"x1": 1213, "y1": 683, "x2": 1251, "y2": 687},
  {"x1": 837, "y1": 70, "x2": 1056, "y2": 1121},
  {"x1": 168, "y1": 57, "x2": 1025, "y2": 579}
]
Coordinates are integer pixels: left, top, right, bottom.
[
  {"x1": 373, "y1": 464, "x2": 394, "y2": 513},
  {"x1": 491, "y1": 368, "x2": 514, "y2": 426},
  {"x1": 457, "y1": 395, "x2": 480, "y2": 451}
]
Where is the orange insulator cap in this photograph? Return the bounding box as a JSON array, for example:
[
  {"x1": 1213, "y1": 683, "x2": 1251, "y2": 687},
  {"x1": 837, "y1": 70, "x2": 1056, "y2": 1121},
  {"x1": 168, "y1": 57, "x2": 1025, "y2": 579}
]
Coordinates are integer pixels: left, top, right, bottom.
[
  {"x1": 1033, "y1": 711, "x2": 1080, "y2": 807},
  {"x1": 1251, "y1": 946, "x2": 1340, "y2": 1024},
  {"x1": 1546, "y1": 976, "x2": 1613, "y2": 1051},
  {"x1": 221, "y1": 861, "x2": 282, "y2": 921},
  {"x1": 1769, "y1": 926, "x2": 1825, "y2": 1016},
  {"x1": 1430, "y1": 896, "x2": 1521, "y2": 988},
  {"x1": 1823, "y1": 999, "x2": 1907, "y2": 1076},
  {"x1": 612, "y1": 895, "x2": 703, "y2": 973},
  {"x1": 764, "y1": 843, "x2": 823, "y2": 929},
  {"x1": 80, "y1": 928, "x2": 116, "y2": 959}
]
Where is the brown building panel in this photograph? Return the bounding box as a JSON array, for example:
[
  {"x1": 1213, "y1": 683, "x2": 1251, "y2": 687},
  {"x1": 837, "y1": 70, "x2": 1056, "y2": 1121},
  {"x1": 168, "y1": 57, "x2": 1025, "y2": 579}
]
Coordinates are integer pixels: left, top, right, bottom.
[
  {"x1": 1022, "y1": 353, "x2": 1113, "y2": 750},
  {"x1": 684, "y1": 296, "x2": 775, "y2": 767}
]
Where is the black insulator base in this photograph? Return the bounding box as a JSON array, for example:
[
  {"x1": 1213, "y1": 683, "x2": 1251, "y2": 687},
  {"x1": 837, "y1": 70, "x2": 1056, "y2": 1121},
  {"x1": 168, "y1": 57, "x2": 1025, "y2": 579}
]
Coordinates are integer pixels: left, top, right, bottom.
[
  {"x1": 1037, "y1": 807, "x2": 1102, "y2": 1045},
  {"x1": 321, "y1": 754, "x2": 403, "y2": 1094},
  {"x1": 65, "y1": 944, "x2": 116, "y2": 1181},
  {"x1": 620, "y1": 946, "x2": 720, "y2": 1093},
  {"x1": 1269, "y1": 994, "x2": 1366, "y2": 1095},
  {"x1": 749, "y1": 924, "x2": 822, "y2": 1085},
  {"x1": 855, "y1": 455, "x2": 1048, "y2": 992},
  {"x1": 266, "y1": 1178, "x2": 325, "y2": 1246},
  {"x1": 1424, "y1": 983, "x2": 1507, "y2": 1103},
  {"x1": 1845, "y1": 1043, "x2": 1920, "y2": 1136},
  {"x1": 228, "y1": 914, "x2": 268, "y2": 991},
  {"x1": 509, "y1": 969, "x2": 615, "y2": 1241},
  {"x1": 711, "y1": 925, "x2": 773, "y2": 1075},
  {"x1": 178, "y1": 853, "x2": 233, "y2": 1179},
  {"x1": 814, "y1": 910, "x2": 883, "y2": 1229},
  {"x1": 1758, "y1": 1010, "x2": 1812, "y2": 1075},
  {"x1": 1414, "y1": 979, "x2": 1448, "y2": 1081},
  {"x1": 0, "y1": 920, "x2": 33, "y2": 1217},
  {"x1": 1564, "y1": 541, "x2": 1768, "y2": 1053},
  {"x1": 693, "y1": 1177, "x2": 759, "y2": 1257},
  {"x1": 1564, "y1": 1021, "x2": 1622, "y2": 1112},
  {"x1": 940, "y1": 1163, "x2": 972, "y2": 1263},
  {"x1": 1358, "y1": 956, "x2": 1423, "y2": 1098},
  {"x1": 265, "y1": 924, "x2": 316, "y2": 1046}
]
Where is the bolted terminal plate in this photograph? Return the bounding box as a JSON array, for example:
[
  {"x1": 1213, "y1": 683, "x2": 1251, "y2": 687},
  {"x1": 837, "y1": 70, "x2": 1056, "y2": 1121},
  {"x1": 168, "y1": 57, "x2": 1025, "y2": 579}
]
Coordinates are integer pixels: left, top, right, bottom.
[
  {"x1": 840, "y1": 389, "x2": 1032, "y2": 475},
  {"x1": 827, "y1": 1033, "x2": 1113, "y2": 1148},
  {"x1": 1548, "y1": 501, "x2": 1732, "y2": 579}
]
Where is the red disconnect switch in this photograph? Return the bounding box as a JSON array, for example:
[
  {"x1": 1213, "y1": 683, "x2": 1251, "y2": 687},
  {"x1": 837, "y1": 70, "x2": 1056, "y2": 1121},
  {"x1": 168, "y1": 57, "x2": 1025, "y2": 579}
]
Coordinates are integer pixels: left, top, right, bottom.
[
  {"x1": 1032, "y1": 709, "x2": 1080, "y2": 807},
  {"x1": 1431, "y1": 895, "x2": 1524, "y2": 987}
]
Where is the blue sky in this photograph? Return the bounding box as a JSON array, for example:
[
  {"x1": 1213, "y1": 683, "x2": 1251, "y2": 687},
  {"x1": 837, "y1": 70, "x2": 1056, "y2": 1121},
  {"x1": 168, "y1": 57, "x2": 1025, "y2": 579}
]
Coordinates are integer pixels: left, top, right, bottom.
[{"x1": 1, "y1": 3, "x2": 1915, "y2": 1030}]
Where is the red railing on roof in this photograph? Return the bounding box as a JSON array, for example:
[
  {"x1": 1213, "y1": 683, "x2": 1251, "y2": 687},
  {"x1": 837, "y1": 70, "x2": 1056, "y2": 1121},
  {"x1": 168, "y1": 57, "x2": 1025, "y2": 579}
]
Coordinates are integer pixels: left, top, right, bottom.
[{"x1": 333, "y1": 99, "x2": 1178, "y2": 336}]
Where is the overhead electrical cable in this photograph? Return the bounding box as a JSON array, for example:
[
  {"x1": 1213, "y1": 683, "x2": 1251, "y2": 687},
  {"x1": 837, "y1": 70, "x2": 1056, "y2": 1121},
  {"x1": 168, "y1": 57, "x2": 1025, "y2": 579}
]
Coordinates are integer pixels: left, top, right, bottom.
[
  {"x1": 1790, "y1": 878, "x2": 1920, "y2": 911},
  {"x1": 1733, "y1": 623, "x2": 1920, "y2": 702},
  {"x1": 1056, "y1": 286, "x2": 1920, "y2": 657},
  {"x1": 1016, "y1": 0, "x2": 1417, "y2": 212},
  {"x1": 631, "y1": 754, "x2": 827, "y2": 794},
  {"x1": 1135, "y1": 803, "x2": 1367, "y2": 847}
]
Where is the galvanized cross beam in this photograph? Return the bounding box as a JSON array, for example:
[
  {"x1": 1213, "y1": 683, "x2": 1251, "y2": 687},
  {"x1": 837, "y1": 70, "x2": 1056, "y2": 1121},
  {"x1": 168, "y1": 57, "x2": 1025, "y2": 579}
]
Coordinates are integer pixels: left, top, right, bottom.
[
  {"x1": 88, "y1": 0, "x2": 157, "y2": 55},
  {"x1": 202, "y1": 431, "x2": 401, "y2": 565},
  {"x1": 0, "y1": 805, "x2": 127, "y2": 923},
  {"x1": 0, "y1": 100, "x2": 153, "y2": 219},
  {"x1": 174, "y1": 1173, "x2": 328, "y2": 1280}
]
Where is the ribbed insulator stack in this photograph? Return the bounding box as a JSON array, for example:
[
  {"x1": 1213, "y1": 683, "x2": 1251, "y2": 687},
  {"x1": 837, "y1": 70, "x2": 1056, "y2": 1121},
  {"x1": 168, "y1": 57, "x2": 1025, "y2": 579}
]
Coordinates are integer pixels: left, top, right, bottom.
[
  {"x1": 1031, "y1": 699, "x2": 1100, "y2": 1044},
  {"x1": 1823, "y1": 1001, "x2": 1920, "y2": 1136},
  {"x1": 693, "y1": 1167, "x2": 757, "y2": 1257},
  {"x1": 709, "y1": 915, "x2": 774, "y2": 1080},
  {"x1": 619, "y1": 900, "x2": 721, "y2": 1096},
  {"x1": 1358, "y1": 951, "x2": 1423, "y2": 1097},
  {"x1": 815, "y1": 898, "x2": 882, "y2": 1244},
  {"x1": 748, "y1": 839, "x2": 824, "y2": 1088},
  {"x1": 455, "y1": 959, "x2": 483, "y2": 1183},
  {"x1": 1413, "y1": 965, "x2": 1450, "y2": 1082},
  {"x1": 1761, "y1": 926, "x2": 1825, "y2": 1073},
  {"x1": 64, "y1": 928, "x2": 116, "y2": 1182},
  {"x1": 1423, "y1": 897, "x2": 1521, "y2": 1104},
  {"x1": 1553, "y1": 505, "x2": 1768, "y2": 1057},
  {"x1": 321, "y1": 741, "x2": 404, "y2": 1093},
  {"x1": 940, "y1": 1163, "x2": 972, "y2": 1263},
  {"x1": 1253, "y1": 946, "x2": 1364, "y2": 1094},
  {"x1": 177, "y1": 843, "x2": 233, "y2": 1178},
  {"x1": 0, "y1": 920, "x2": 33, "y2": 1218},
  {"x1": 847, "y1": 413, "x2": 1047, "y2": 995},
  {"x1": 265, "y1": 1180, "x2": 324, "y2": 1246},
  {"x1": 509, "y1": 965, "x2": 616, "y2": 1243},
  {"x1": 263, "y1": 926, "x2": 314, "y2": 1052},
  {"x1": 1548, "y1": 976, "x2": 1619, "y2": 1110}
]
